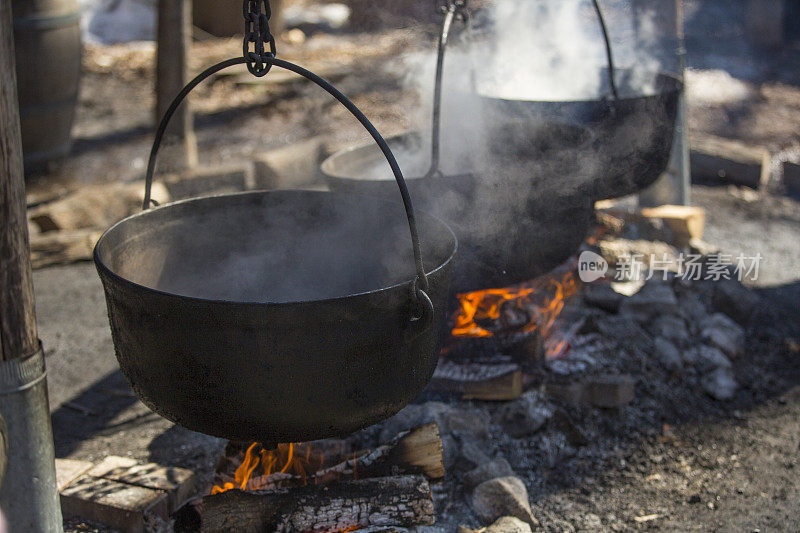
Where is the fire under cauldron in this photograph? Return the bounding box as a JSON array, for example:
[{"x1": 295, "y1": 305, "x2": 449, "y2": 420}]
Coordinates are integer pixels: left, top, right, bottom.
[{"x1": 94, "y1": 56, "x2": 457, "y2": 444}]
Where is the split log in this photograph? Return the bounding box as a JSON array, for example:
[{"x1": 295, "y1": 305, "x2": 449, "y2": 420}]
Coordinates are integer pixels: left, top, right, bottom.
[
  {"x1": 29, "y1": 229, "x2": 102, "y2": 269},
  {"x1": 313, "y1": 421, "x2": 444, "y2": 483},
  {"x1": 201, "y1": 475, "x2": 435, "y2": 533},
  {"x1": 27, "y1": 181, "x2": 170, "y2": 233},
  {"x1": 690, "y1": 134, "x2": 770, "y2": 189},
  {"x1": 431, "y1": 361, "x2": 523, "y2": 401}
]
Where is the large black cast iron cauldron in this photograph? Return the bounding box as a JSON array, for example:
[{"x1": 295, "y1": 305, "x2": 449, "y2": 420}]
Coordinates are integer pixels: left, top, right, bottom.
[
  {"x1": 477, "y1": 68, "x2": 682, "y2": 201},
  {"x1": 321, "y1": 133, "x2": 594, "y2": 292},
  {"x1": 94, "y1": 56, "x2": 457, "y2": 444}
]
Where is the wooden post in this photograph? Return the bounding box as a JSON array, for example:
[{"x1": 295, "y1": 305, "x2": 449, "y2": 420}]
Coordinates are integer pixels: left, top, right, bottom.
[
  {"x1": 0, "y1": 1, "x2": 62, "y2": 529},
  {"x1": 746, "y1": 0, "x2": 785, "y2": 49},
  {"x1": 156, "y1": 0, "x2": 198, "y2": 171},
  {"x1": 0, "y1": 0, "x2": 37, "y2": 362}
]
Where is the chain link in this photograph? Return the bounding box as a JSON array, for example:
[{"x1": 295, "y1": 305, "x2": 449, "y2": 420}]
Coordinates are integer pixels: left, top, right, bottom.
[
  {"x1": 436, "y1": 0, "x2": 469, "y2": 21},
  {"x1": 243, "y1": 0, "x2": 277, "y2": 77}
]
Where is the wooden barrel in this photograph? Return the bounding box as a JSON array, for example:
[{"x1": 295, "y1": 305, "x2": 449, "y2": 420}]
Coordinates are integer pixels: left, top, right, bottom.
[
  {"x1": 12, "y1": 0, "x2": 81, "y2": 173},
  {"x1": 193, "y1": 0, "x2": 282, "y2": 37}
]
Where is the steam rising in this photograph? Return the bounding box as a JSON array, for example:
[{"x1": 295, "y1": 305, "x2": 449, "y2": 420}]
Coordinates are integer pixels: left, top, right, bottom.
[
  {"x1": 321, "y1": 0, "x2": 683, "y2": 287},
  {"x1": 107, "y1": 1, "x2": 683, "y2": 302}
]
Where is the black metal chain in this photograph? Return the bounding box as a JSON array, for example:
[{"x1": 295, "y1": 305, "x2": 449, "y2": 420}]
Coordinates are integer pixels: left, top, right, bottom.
[{"x1": 243, "y1": 0, "x2": 277, "y2": 76}]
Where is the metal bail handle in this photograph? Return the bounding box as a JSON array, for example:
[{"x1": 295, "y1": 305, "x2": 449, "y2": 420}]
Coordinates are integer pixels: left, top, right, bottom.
[
  {"x1": 591, "y1": 0, "x2": 619, "y2": 102},
  {"x1": 141, "y1": 57, "x2": 432, "y2": 318},
  {"x1": 425, "y1": 0, "x2": 469, "y2": 180}
]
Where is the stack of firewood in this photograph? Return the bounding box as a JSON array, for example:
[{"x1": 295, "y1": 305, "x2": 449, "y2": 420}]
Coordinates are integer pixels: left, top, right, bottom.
[{"x1": 177, "y1": 423, "x2": 446, "y2": 533}]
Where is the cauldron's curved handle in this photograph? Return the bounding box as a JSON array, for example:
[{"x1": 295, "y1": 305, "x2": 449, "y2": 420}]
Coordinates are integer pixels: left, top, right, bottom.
[
  {"x1": 143, "y1": 56, "x2": 431, "y2": 312},
  {"x1": 591, "y1": 0, "x2": 619, "y2": 102}
]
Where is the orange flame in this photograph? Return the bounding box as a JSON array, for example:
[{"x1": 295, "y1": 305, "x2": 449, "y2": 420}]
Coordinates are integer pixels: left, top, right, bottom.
[
  {"x1": 212, "y1": 442, "x2": 328, "y2": 495},
  {"x1": 451, "y1": 269, "x2": 579, "y2": 353}
]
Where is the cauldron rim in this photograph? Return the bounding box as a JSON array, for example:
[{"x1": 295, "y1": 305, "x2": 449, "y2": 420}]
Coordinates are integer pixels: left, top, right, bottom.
[
  {"x1": 476, "y1": 70, "x2": 683, "y2": 106},
  {"x1": 320, "y1": 133, "x2": 438, "y2": 184},
  {"x1": 93, "y1": 189, "x2": 458, "y2": 307}
]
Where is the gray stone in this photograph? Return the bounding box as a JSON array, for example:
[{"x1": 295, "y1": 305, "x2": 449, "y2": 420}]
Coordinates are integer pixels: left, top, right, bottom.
[
  {"x1": 582, "y1": 283, "x2": 623, "y2": 313},
  {"x1": 702, "y1": 367, "x2": 739, "y2": 400},
  {"x1": 464, "y1": 459, "x2": 516, "y2": 490},
  {"x1": 619, "y1": 280, "x2": 679, "y2": 321},
  {"x1": 654, "y1": 337, "x2": 683, "y2": 372},
  {"x1": 700, "y1": 313, "x2": 745, "y2": 359},
  {"x1": 651, "y1": 315, "x2": 691, "y2": 347},
  {"x1": 496, "y1": 391, "x2": 552, "y2": 438},
  {"x1": 461, "y1": 441, "x2": 492, "y2": 468},
  {"x1": 592, "y1": 315, "x2": 654, "y2": 357},
  {"x1": 584, "y1": 374, "x2": 635, "y2": 408},
  {"x1": 441, "y1": 435, "x2": 460, "y2": 470},
  {"x1": 440, "y1": 408, "x2": 491, "y2": 440},
  {"x1": 678, "y1": 292, "x2": 710, "y2": 334},
  {"x1": 472, "y1": 477, "x2": 539, "y2": 529},
  {"x1": 712, "y1": 278, "x2": 761, "y2": 325},
  {"x1": 684, "y1": 345, "x2": 732, "y2": 373}
]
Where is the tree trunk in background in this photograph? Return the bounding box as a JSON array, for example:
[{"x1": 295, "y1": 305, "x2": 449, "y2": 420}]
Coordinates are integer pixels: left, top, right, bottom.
[{"x1": 156, "y1": 0, "x2": 198, "y2": 171}]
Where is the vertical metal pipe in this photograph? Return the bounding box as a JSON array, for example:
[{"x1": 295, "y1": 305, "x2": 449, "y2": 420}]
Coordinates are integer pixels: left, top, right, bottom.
[
  {"x1": 639, "y1": 0, "x2": 690, "y2": 207},
  {"x1": 676, "y1": 0, "x2": 691, "y2": 205},
  {"x1": 0, "y1": 348, "x2": 62, "y2": 532},
  {"x1": 0, "y1": 0, "x2": 63, "y2": 529}
]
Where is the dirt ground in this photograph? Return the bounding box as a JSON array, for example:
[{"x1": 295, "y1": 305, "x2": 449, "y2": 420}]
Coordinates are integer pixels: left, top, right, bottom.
[{"x1": 21, "y1": 6, "x2": 800, "y2": 532}]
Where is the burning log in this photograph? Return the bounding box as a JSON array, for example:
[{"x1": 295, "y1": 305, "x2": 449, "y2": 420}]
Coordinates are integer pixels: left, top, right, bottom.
[
  {"x1": 201, "y1": 475, "x2": 436, "y2": 533},
  {"x1": 213, "y1": 423, "x2": 444, "y2": 493}
]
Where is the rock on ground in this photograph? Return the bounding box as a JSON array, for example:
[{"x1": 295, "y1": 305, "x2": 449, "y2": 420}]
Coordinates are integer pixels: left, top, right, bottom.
[
  {"x1": 471, "y1": 477, "x2": 539, "y2": 529},
  {"x1": 650, "y1": 314, "x2": 692, "y2": 347},
  {"x1": 654, "y1": 336, "x2": 684, "y2": 372},
  {"x1": 464, "y1": 458, "x2": 516, "y2": 491},
  {"x1": 685, "y1": 345, "x2": 733, "y2": 373},
  {"x1": 495, "y1": 391, "x2": 552, "y2": 438},
  {"x1": 700, "y1": 313, "x2": 746, "y2": 359},
  {"x1": 702, "y1": 366, "x2": 739, "y2": 400},
  {"x1": 619, "y1": 280, "x2": 680, "y2": 321},
  {"x1": 711, "y1": 278, "x2": 762, "y2": 325}
]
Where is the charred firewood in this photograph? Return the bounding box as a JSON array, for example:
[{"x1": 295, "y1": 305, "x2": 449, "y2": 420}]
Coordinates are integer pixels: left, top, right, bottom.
[{"x1": 201, "y1": 475, "x2": 435, "y2": 533}]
